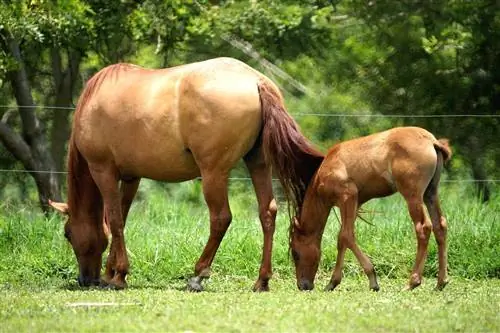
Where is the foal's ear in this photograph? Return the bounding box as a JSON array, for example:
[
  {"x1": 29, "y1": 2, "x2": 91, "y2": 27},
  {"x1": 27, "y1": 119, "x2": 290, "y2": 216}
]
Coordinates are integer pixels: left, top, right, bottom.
[{"x1": 48, "y1": 199, "x2": 69, "y2": 215}]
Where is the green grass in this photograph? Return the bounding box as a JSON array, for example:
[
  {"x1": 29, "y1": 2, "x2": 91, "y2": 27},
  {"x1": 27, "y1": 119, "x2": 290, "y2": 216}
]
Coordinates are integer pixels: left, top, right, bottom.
[
  {"x1": 1, "y1": 278, "x2": 499, "y2": 332},
  {"x1": 0, "y1": 181, "x2": 499, "y2": 332}
]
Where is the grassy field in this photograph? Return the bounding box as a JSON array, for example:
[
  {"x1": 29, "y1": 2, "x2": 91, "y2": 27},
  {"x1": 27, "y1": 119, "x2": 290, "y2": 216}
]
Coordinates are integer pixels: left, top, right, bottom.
[{"x1": 0, "y1": 181, "x2": 499, "y2": 332}]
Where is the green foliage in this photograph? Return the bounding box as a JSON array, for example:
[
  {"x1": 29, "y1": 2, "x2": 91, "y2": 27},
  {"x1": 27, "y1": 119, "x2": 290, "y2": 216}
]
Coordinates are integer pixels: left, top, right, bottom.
[{"x1": 1, "y1": 0, "x2": 498, "y2": 205}]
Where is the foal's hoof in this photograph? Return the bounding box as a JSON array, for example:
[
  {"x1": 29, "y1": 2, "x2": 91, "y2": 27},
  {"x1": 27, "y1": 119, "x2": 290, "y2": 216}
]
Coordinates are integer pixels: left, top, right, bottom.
[
  {"x1": 370, "y1": 284, "x2": 380, "y2": 292},
  {"x1": 324, "y1": 282, "x2": 338, "y2": 292},
  {"x1": 186, "y1": 278, "x2": 204, "y2": 292},
  {"x1": 435, "y1": 280, "x2": 449, "y2": 291},
  {"x1": 252, "y1": 279, "x2": 270, "y2": 292}
]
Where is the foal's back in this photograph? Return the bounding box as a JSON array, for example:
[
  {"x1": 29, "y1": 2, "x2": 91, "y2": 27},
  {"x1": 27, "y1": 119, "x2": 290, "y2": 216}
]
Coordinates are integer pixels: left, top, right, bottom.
[{"x1": 318, "y1": 127, "x2": 441, "y2": 204}]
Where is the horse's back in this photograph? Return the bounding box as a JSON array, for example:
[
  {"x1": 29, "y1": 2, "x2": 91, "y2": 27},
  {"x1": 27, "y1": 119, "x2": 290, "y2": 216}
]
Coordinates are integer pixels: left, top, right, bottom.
[{"x1": 73, "y1": 58, "x2": 265, "y2": 181}]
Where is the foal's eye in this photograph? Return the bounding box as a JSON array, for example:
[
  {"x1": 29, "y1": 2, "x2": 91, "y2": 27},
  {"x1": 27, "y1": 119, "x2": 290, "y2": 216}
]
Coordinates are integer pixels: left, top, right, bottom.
[{"x1": 291, "y1": 249, "x2": 300, "y2": 261}]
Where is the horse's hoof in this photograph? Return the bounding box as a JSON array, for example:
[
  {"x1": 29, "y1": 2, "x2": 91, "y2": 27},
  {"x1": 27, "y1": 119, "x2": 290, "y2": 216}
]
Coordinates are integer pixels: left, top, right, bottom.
[
  {"x1": 252, "y1": 280, "x2": 270, "y2": 292},
  {"x1": 370, "y1": 283, "x2": 380, "y2": 292},
  {"x1": 102, "y1": 276, "x2": 127, "y2": 290},
  {"x1": 186, "y1": 282, "x2": 203, "y2": 292},
  {"x1": 186, "y1": 277, "x2": 204, "y2": 292}
]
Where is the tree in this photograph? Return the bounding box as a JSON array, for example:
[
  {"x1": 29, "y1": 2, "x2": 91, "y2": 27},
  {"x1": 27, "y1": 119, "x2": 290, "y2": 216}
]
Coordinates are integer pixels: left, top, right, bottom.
[
  {"x1": 0, "y1": 0, "x2": 94, "y2": 210},
  {"x1": 342, "y1": 0, "x2": 500, "y2": 200}
]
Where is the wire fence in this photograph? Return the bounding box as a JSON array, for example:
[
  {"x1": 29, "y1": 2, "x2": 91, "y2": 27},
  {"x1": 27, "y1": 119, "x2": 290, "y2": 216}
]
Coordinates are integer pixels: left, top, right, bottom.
[
  {"x1": 0, "y1": 168, "x2": 498, "y2": 183},
  {"x1": 0, "y1": 105, "x2": 499, "y2": 118},
  {"x1": 0, "y1": 106, "x2": 499, "y2": 184}
]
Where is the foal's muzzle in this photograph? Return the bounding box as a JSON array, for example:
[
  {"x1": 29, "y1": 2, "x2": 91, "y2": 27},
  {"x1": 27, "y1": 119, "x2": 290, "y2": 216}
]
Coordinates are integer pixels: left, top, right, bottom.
[{"x1": 298, "y1": 279, "x2": 314, "y2": 291}]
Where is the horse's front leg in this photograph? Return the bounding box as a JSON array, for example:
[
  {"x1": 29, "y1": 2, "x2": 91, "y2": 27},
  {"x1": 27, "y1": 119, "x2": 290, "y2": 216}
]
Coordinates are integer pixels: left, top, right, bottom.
[
  {"x1": 187, "y1": 172, "x2": 232, "y2": 292},
  {"x1": 90, "y1": 166, "x2": 129, "y2": 290},
  {"x1": 103, "y1": 178, "x2": 141, "y2": 284}
]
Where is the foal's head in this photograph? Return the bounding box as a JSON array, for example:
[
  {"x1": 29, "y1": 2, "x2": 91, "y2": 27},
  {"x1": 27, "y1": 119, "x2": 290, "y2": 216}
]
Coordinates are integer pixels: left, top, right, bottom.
[
  {"x1": 290, "y1": 217, "x2": 321, "y2": 291},
  {"x1": 49, "y1": 200, "x2": 109, "y2": 287}
]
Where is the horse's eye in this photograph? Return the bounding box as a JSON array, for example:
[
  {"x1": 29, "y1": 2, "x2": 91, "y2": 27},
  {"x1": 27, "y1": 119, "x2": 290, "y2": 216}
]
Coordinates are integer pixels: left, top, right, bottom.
[{"x1": 291, "y1": 249, "x2": 300, "y2": 261}]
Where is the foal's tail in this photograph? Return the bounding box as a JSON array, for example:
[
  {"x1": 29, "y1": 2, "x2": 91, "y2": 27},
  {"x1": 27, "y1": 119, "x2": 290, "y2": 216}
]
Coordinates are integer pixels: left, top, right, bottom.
[
  {"x1": 257, "y1": 79, "x2": 324, "y2": 218},
  {"x1": 425, "y1": 138, "x2": 452, "y2": 198},
  {"x1": 434, "y1": 139, "x2": 452, "y2": 163}
]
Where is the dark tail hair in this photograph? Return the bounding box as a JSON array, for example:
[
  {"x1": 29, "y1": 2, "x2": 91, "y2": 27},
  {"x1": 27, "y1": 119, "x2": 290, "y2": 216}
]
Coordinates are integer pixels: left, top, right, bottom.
[
  {"x1": 434, "y1": 138, "x2": 452, "y2": 163},
  {"x1": 425, "y1": 139, "x2": 452, "y2": 199},
  {"x1": 258, "y1": 79, "x2": 324, "y2": 218}
]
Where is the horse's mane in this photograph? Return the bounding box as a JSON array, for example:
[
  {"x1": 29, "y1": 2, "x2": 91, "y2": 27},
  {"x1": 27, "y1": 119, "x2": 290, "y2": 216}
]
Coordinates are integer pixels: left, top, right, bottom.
[{"x1": 75, "y1": 63, "x2": 139, "y2": 117}]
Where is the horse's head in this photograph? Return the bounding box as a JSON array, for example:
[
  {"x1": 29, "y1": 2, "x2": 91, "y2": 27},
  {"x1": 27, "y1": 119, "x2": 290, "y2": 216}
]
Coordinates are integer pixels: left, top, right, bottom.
[
  {"x1": 49, "y1": 199, "x2": 109, "y2": 287},
  {"x1": 290, "y1": 217, "x2": 320, "y2": 291}
]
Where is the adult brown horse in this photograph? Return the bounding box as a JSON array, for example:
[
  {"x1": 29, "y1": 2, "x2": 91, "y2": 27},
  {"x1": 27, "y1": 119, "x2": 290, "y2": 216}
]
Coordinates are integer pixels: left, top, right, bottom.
[
  {"x1": 49, "y1": 57, "x2": 324, "y2": 291},
  {"x1": 290, "y1": 127, "x2": 451, "y2": 292}
]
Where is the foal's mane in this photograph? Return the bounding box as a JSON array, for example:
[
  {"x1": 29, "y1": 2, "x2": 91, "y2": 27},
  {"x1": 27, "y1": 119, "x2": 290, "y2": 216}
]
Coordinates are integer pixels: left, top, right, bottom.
[{"x1": 66, "y1": 64, "x2": 137, "y2": 218}]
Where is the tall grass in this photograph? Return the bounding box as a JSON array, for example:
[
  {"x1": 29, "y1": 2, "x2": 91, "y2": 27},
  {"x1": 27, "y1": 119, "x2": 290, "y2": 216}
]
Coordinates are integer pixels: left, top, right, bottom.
[{"x1": 0, "y1": 180, "x2": 498, "y2": 288}]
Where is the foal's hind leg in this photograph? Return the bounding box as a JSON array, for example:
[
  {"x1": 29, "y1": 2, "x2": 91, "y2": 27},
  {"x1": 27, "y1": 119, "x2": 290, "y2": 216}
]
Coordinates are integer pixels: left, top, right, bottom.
[
  {"x1": 103, "y1": 178, "x2": 140, "y2": 285},
  {"x1": 187, "y1": 172, "x2": 232, "y2": 292},
  {"x1": 404, "y1": 194, "x2": 432, "y2": 290},
  {"x1": 424, "y1": 192, "x2": 448, "y2": 290},
  {"x1": 245, "y1": 151, "x2": 277, "y2": 292}
]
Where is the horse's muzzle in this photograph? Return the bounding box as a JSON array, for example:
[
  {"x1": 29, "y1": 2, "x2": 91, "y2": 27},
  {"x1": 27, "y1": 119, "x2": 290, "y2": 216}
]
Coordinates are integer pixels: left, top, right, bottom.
[{"x1": 298, "y1": 279, "x2": 314, "y2": 291}]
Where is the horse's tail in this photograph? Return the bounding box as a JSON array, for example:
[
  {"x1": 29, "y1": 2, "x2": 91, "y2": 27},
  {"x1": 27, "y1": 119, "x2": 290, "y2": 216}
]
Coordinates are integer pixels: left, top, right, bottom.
[
  {"x1": 425, "y1": 138, "x2": 452, "y2": 199},
  {"x1": 257, "y1": 79, "x2": 324, "y2": 218}
]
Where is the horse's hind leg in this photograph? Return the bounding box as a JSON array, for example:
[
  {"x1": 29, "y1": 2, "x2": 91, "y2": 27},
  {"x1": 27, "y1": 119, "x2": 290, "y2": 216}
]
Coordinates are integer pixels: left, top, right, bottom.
[
  {"x1": 120, "y1": 178, "x2": 141, "y2": 222},
  {"x1": 244, "y1": 150, "x2": 277, "y2": 292},
  {"x1": 187, "y1": 171, "x2": 232, "y2": 292},
  {"x1": 424, "y1": 189, "x2": 448, "y2": 290}
]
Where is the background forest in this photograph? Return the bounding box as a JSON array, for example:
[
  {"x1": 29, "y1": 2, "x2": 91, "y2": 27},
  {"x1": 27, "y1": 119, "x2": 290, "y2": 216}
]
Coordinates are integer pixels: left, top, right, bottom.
[{"x1": 0, "y1": 0, "x2": 498, "y2": 210}]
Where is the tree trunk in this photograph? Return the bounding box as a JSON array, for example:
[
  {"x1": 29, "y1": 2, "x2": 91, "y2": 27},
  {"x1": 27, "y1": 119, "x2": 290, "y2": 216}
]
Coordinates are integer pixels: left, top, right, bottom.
[
  {"x1": 0, "y1": 31, "x2": 61, "y2": 212},
  {"x1": 463, "y1": 136, "x2": 491, "y2": 203},
  {"x1": 50, "y1": 49, "x2": 81, "y2": 188}
]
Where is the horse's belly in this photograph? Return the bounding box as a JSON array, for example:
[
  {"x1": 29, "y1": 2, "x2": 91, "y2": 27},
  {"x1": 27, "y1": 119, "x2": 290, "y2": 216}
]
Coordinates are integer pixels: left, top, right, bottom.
[{"x1": 114, "y1": 147, "x2": 200, "y2": 182}]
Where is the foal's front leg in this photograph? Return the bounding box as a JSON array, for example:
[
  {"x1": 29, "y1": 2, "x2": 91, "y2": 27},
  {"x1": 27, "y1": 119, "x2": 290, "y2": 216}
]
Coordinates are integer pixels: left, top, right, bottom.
[
  {"x1": 326, "y1": 194, "x2": 379, "y2": 291},
  {"x1": 187, "y1": 173, "x2": 232, "y2": 292},
  {"x1": 325, "y1": 194, "x2": 358, "y2": 291}
]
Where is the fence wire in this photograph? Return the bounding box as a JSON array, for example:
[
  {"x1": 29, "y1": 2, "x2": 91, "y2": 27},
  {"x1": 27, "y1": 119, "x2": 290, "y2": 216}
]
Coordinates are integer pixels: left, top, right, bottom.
[
  {"x1": 0, "y1": 168, "x2": 497, "y2": 183},
  {"x1": 0, "y1": 105, "x2": 498, "y2": 118}
]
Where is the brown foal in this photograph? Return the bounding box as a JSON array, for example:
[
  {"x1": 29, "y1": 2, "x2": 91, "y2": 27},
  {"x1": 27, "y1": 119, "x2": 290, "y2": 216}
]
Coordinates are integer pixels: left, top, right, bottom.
[{"x1": 289, "y1": 126, "x2": 451, "y2": 291}]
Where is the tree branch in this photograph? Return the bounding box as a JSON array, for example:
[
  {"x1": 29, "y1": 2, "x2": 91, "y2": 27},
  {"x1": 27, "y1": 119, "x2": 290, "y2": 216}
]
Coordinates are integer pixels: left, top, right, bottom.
[{"x1": 0, "y1": 121, "x2": 35, "y2": 170}]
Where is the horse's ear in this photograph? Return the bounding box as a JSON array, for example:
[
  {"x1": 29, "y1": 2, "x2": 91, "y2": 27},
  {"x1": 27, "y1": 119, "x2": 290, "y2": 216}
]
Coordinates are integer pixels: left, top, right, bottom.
[
  {"x1": 48, "y1": 199, "x2": 69, "y2": 215},
  {"x1": 293, "y1": 216, "x2": 301, "y2": 230}
]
